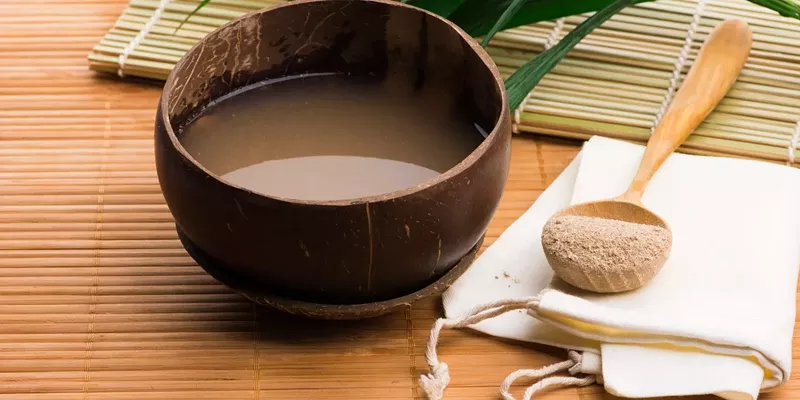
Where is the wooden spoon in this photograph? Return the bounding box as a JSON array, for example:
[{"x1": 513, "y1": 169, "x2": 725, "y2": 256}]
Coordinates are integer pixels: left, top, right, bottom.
[{"x1": 541, "y1": 19, "x2": 753, "y2": 293}]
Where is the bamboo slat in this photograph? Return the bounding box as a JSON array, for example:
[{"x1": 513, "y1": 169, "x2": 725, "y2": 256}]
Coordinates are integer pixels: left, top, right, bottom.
[{"x1": 87, "y1": 0, "x2": 800, "y2": 167}]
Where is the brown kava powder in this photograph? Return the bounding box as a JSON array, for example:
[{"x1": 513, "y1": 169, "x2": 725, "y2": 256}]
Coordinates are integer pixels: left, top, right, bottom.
[{"x1": 541, "y1": 215, "x2": 671, "y2": 293}]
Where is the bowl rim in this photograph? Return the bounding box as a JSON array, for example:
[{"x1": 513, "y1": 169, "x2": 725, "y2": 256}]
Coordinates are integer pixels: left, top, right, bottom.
[{"x1": 159, "y1": 0, "x2": 509, "y2": 207}]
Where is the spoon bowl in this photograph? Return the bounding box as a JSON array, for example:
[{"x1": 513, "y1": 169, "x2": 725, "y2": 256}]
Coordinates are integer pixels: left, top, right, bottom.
[
  {"x1": 543, "y1": 200, "x2": 672, "y2": 293},
  {"x1": 541, "y1": 18, "x2": 753, "y2": 293}
]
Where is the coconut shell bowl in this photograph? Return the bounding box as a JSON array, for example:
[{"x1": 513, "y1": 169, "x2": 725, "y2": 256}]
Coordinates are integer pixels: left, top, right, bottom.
[{"x1": 155, "y1": 0, "x2": 511, "y2": 319}]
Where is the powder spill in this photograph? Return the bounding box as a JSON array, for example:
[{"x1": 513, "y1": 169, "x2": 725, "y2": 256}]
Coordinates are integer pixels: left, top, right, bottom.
[{"x1": 541, "y1": 215, "x2": 671, "y2": 293}]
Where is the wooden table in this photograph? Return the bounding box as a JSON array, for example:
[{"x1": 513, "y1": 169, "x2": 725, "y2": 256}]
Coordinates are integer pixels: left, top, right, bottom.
[{"x1": 2, "y1": 0, "x2": 796, "y2": 399}]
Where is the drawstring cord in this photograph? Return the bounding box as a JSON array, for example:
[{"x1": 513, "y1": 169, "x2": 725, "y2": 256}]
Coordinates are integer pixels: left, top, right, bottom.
[
  {"x1": 499, "y1": 351, "x2": 595, "y2": 400},
  {"x1": 419, "y1": 296, "x2": 595, "y2": 400},
  {"x1": 420, "y1": 297, "x2": 539, "y2": 399}
]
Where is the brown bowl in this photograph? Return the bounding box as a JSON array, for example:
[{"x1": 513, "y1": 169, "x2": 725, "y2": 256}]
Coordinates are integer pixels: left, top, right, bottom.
[
  {"x1": 155, "y1": 0, "x2": 511, "y2": 309},
  {"x1": 178, "y1": 225, "x2": 485, "y2": 320}
]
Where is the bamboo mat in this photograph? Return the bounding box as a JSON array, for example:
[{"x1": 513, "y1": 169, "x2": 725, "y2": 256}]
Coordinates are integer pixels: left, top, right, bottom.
[
  {"x1": 3, "y1": 1, "x2": 591, "y2": 398},
  {"x1": 87, "y1": 0, "x2": 800, "y2": 167},
  {"x1": 4, "y1": 0, "x2": 797, "y2": 399}
]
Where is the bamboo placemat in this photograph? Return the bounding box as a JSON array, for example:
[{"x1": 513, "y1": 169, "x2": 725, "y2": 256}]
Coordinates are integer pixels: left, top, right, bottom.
[
  {"x1": 4, "y1": 1, "x2": 596, "y2": 398},
  {"x1": 5, "y1": 0, "x2": 797, "y2": 398},
  {"x1": 87, "y1": 0, "x2": 800, "y2": 167}
]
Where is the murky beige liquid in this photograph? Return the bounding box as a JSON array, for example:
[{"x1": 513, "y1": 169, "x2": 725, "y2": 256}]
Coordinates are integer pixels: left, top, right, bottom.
[{"x1": 179, "y1": 73, "x2": 485, "y2": 201}]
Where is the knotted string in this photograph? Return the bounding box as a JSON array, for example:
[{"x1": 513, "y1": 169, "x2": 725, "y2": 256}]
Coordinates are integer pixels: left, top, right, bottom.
[
  {"x1": 419, "y1": 296, "x2": 595, "y2": 400},
  {"x1": 499, "y1": 351, "x2": 595, "y2": 400}
]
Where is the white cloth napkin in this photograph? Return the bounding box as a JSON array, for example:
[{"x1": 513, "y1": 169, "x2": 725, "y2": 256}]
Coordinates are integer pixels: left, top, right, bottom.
[{"x1": 420, "y1": 137, "x2": 800, "y2": 400}]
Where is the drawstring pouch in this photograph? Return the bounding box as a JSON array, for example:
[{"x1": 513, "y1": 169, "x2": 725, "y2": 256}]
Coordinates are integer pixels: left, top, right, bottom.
[{"x1": 421, "y1": 137, "x2": 800, "y2": 400}]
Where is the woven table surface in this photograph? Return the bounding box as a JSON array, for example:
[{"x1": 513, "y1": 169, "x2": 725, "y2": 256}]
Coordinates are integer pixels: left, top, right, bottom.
[{"x1": 4, "y1": 0, "x2": 799, "y2": 399}]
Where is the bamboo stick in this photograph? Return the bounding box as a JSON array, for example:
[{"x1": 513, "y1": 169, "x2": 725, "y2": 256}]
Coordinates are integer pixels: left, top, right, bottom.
[
  {"x1": 0, "y1": 293, "x2": 243, "y2": 306},
  {"x1": 0, "y1": 205, "x2": 168, "y2": 213},
  {"x1": 518, "y1": 106, "x2": 793, "y2": 137},
  {"x1": 93, "y1": 44, "x2": 183, "y2": 63},
  {"x1": 0, "y1": 276, "x2": 217, "y2": 287},
  {"x1": 0, "y1": 258, "x2": 201, "y2": 268},
  {"x1": 0, "y1": 164, "x2": 154, "y2": 173},
  {"x1": 703, "y1": 112, "x2": 793, "y2": 132},
  {"x1": 0, "y1": 265, "x2": 203, "y2": 276},
  {"x1": 99, "y1": 40, "x2": 188, "y2": 57},
  {"x1": 714, "y1": 104, "x2": 798, "y2": 123},
  {"x1": 489, "y1": 47, "x2": 673, "y2": 79},
  {"x1": 522, "y1": 113, "x2": 796, "y2": 151},
  {"x1": 0, "y1": 312, "x2": 256, "y2": 325},
  {"x1": 0, "y1": 230, "x2": 176, "y2": 240},
  {"x1": 106, "y1": 32, "x2": 196, "y2": 47},
  {"x1": 132, "y1": 0, "x2": 249, "y2": 19},
  {"x1": 128, "y1": 8, "x2": 234, "y2": 28},
  {"x1": 515, "y1": 23, "x2": 684, "y2": 47},
  {"x1": 0, "y1": 248, "x2": 185, "y2": 256},
  {"x1": 0, "y1": 194, "x2": 165, "y2": 205},
  {"x1": 0, "y1": 171, "x2": 156, "y2": 179},
  {"x1": 529, "y1": 90, "x2": 660, "y2": 114},
  {"x1": 0, "y1": 285, "x2": 229, "y2": 296},
  {"x1": 0, "y1": 154, "x2": 153, "y2": 164},
  {"x1": 118, "y1": 17, "x2": 218, "y2": 36},
  {"x1": 520, "y1": 117, "x2": 796, "y2": 161},
  {"x1": 698, "y1": 123, "x2": 791, "y2": 141},
  {"x1": 0, "y1": 132, "x2": 154, "y2": 140},
  {"x1": 0, "y1": 302, "x2": 250, "y2": 315},
  {"x1": 0, "y1": 213, "x2": 173, "y2": 223},
  {"x1": 518, "y1": 123, "x2": 795, "y2": 165},
  {"x1": 0, "y1": 370, "x2": 255, "y2": 379},
  {"x1": 523, "y1": 104, "x2": 652, "y2": 128},
  {"x1": 0, "y1": 185, "x2": 160, "y2": 195},
  {"x1": 606, "y1": 13, "x2": 692, "y2": 31},
  {"x1": 0, "y1": 391, "x2": 265, "y2": 399},
  {"x1": 539, "y1": 74, "x2": 666, "y2": 96},
  {"x1": 624, "y1": 4, "x2": 695, "y2": 23},
  {"x1": 0, "y1": 320, "x2": 251, "y2": 334},
  {"x1": 526, "y1": 99, "x2": 654, "y2": 122},
  {"x1": 0, "y1": 178, "x2": 159, "y2": 186},
  {"x1": 693, "y1": 128, "x2": 788, "y2": 148},
  {"x1": 490, "y1": 35, "x2": 677, "y2": 64},
  {"x1": 532, "y1": 87, "x2": 660, "y2": 109},
  {"x1": 0, "y1": 239, "x2": 181, "y2": 250}
]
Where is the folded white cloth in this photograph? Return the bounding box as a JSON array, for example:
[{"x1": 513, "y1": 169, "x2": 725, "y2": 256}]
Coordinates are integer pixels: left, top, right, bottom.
[{"x1": 420, "y1": 137, "x2": 800, "y2": 400}]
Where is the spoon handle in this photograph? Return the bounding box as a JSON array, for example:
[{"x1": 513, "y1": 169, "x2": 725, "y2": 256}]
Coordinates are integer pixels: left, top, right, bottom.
[{"x1": 617, "y1": 19, "x2": 752, "y2": 204}]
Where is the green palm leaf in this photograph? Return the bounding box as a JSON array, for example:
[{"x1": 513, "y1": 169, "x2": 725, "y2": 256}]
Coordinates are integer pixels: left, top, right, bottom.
[
  {"x1": 504, "y1": 0, "x2": 634, "y2": 110},
  {"x1": 174, "y1": 0, "x2": 210, "y2": 33},
  {"x1": 480, "y1": 0, "x2": 528, "y2": 47},
  {"x1": 442, "y1": 0, "x2": 649, "y2": 37},
  {"x1": 408, "y1": 0, "x2": 800, "y2": 37}
]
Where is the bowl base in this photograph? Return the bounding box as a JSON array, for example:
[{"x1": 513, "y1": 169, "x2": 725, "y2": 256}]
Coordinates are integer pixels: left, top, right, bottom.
[{"x1": 177, "y1": 226, "x2": 484, "y2": 320}]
